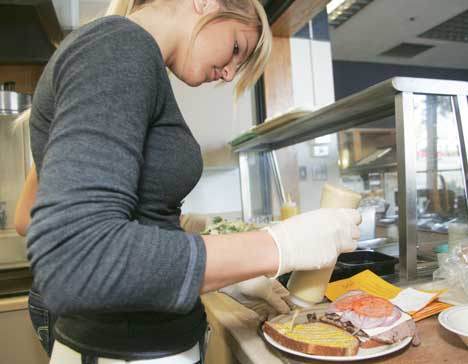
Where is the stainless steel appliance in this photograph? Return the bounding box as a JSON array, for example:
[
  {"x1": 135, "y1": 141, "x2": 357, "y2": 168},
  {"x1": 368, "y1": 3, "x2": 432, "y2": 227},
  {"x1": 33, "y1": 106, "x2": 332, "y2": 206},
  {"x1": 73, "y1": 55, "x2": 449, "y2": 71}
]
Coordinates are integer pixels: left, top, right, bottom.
[{"x1": 0, "y1": 82, "x2": 32, "y2": 296}]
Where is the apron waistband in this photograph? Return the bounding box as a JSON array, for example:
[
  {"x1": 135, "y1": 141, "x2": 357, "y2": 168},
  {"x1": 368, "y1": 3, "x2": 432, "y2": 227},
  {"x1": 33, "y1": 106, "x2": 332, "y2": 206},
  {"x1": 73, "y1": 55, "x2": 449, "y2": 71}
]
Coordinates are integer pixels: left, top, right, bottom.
[{"x1": 51, "y1": 340, "x2": 202, "y2": 364}]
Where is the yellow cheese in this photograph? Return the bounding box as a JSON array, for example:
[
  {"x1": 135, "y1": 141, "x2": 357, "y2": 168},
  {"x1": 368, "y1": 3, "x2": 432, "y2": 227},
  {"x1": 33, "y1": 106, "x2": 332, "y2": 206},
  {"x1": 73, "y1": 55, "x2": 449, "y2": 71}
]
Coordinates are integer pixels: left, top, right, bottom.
[{"x1": 271, "y1": 322, "x2": 357, "y2": 348}]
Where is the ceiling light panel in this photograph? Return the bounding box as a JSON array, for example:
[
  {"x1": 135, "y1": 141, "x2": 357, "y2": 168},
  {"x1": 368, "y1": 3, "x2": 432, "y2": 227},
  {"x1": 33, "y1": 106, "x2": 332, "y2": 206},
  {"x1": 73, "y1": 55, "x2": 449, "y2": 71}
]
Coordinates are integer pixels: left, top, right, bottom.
[
  {"x1": 419, "y1": 10, "x2": 468, "y2": 43},
  {"x1": 328, "y1": 0, "x2": 374, "y2": 28}
]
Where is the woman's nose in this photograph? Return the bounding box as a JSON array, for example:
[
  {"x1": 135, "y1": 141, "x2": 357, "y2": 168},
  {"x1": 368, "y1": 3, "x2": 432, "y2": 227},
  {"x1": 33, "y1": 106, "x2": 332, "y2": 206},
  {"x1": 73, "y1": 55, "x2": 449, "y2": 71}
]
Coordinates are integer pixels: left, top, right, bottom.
[{"x1": 222, "y1": 63, "x2": 236, "y2": 82}]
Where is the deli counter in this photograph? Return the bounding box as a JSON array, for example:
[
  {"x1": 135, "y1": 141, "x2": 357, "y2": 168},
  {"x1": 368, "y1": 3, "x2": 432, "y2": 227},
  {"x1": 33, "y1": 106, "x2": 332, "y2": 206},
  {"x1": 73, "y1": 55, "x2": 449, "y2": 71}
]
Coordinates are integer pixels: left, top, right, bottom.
[{"x1": 231, "y1": 77, "x2": 468, "y2": 283}]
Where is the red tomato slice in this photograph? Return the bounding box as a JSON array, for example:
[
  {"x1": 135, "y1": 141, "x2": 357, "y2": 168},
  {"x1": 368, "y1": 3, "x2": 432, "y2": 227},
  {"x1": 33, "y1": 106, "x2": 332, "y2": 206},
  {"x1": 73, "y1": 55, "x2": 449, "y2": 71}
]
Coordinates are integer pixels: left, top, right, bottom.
[
  {"x1": 352, "y1": 296, "x2": 394, "y2": 318},
  {"x1": 334, "y1": 293, "x2": 370, "y2": 311}
]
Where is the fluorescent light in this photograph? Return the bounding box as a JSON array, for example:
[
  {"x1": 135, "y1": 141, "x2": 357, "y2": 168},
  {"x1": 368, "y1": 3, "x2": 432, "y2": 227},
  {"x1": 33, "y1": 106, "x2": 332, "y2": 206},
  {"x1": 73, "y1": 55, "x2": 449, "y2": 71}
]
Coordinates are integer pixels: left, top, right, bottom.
[
  {"x1": 328, "y1": 0, "x2": 374, "y2": 28},
  {"x1": 327, "y1": 0, "x2": 347, "y2": 14}
]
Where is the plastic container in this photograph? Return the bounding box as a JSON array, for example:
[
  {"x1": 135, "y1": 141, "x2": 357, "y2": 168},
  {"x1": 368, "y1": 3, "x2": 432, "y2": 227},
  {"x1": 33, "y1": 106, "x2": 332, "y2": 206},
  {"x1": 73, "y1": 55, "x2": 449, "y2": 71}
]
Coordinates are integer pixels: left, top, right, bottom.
[
  {"x1": 448, "y1": 221, "x2": 468, "y2": 253},
  {"x1": 330, "y1": 251, "x2": 399, "y2": 281},
  {"x1": 433, "y1": 243, "x2": 449, "y2": 254},
  {"x1": 280, "y1": 194, "x2": 298, "y2": 220}
]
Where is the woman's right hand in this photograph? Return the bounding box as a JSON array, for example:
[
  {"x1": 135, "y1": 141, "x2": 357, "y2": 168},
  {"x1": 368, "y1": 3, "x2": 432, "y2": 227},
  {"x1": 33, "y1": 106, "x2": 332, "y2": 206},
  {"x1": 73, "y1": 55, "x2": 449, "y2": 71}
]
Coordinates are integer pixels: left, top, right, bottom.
[{"x1": 265, "y1": 208, "x2": 361, "y2": 277}]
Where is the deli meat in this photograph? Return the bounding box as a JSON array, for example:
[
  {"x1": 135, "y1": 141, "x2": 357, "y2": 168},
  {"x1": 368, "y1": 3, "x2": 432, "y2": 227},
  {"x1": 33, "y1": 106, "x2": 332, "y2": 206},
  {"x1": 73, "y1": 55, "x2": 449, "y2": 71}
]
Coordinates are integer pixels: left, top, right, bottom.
[
  {"x1": 320, "y1": 312, "x2": 420, "y2": 346},
  {"x1": 322, "y1": 290, "x2": 421, "y2": 347},
  {"x1": 319, "y1": 313, "x2": 369, "y2": 338},
  {"x1": 372, "y1": 319, "x2": 421, "y2": 346}
]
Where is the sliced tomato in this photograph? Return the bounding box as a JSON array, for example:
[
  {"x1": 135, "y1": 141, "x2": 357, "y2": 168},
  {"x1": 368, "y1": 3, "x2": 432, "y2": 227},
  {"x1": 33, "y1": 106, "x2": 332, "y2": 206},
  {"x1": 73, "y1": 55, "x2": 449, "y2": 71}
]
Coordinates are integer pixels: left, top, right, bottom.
[
  {"x1": 352, "y1": 296, "x2": 394, "y2": 318},
  {"x1": 334, "y1": 292, "x2": 370, "y2": 311}
]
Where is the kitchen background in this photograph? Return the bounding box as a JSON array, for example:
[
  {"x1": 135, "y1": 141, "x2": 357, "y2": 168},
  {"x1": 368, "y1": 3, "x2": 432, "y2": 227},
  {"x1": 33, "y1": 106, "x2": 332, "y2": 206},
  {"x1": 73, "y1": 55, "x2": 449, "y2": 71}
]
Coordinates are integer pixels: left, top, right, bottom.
[
  {"x1": 1, "y1": 1, "x2": 468, "y2": 363},
  {"x1": 0, "y1": 0, "x2": 467, "y2": 271},
  {"x1": 1, "y1": 0, "x2": 467, "y2": 219}
]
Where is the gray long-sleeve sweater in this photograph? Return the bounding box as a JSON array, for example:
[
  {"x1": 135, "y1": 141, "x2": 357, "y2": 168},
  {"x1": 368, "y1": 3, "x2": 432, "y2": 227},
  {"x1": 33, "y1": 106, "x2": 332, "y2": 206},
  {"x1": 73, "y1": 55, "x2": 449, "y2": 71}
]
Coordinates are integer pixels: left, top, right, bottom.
[{"x1": 27, "y1": 16, "x2": 207, "y2": 357}]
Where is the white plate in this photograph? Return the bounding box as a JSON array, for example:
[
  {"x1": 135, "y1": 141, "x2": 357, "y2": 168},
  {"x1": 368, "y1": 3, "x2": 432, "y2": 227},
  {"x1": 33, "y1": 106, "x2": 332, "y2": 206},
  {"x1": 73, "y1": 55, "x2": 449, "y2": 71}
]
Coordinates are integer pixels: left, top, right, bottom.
[
  {"x1": 438, "y1": 305, "x2": 468, "y2": 346},
  {"x1": 263, "y1": 333, "x2": 412, "y2": 362}
]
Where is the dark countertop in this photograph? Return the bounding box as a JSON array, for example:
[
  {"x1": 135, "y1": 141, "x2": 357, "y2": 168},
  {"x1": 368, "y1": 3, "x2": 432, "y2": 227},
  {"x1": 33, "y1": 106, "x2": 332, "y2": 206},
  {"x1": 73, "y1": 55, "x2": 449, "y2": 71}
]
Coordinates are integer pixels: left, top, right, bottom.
[{"x1": 0, "y1": 266, "x2": 32, "y2": 298}]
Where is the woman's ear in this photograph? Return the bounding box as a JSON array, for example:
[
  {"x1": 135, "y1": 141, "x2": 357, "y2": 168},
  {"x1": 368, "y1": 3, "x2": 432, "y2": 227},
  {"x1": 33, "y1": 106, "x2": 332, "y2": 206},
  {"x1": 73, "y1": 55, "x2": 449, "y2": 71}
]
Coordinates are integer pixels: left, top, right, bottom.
[{"x1": 193, "y1": 0, "x2": 220, "y2": 15}]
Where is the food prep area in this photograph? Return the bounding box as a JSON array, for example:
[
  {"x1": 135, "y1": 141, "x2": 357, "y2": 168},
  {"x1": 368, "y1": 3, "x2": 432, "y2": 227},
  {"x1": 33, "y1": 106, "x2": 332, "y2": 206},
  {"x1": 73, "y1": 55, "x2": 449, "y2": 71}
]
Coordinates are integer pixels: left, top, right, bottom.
[{"x1": 1, "y1": 1, "x2": 468, "y2": 363}]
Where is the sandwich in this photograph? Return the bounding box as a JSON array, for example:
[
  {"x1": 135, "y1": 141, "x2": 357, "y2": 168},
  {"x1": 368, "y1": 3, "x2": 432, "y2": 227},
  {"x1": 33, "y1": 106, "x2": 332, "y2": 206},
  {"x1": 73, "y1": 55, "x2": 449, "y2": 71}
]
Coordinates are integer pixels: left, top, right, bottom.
[
  {"x1": 263, "y1": 321, "x2": 360, "y2": 356},
  {"x1": 319, "y1": 290, "x2": 420, "y2": 348},
  {"x1": 262, "y1": 290, "x2": 420, "y2": 357}
]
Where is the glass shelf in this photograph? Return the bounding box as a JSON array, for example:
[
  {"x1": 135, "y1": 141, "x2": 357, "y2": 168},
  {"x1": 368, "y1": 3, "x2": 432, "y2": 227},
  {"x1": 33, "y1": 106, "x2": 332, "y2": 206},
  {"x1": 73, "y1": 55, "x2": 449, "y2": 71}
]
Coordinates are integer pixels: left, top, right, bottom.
[{"x1": 234, "y1": 77, "x2": 468, "y2": 282}]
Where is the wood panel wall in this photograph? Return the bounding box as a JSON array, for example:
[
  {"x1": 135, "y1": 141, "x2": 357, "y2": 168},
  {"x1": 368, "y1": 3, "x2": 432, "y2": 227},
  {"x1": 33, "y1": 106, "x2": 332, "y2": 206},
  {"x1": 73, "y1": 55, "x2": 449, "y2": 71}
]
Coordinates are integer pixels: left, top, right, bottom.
[
  {"x1": 263, "y1": 37, "x2": 294, "y2": 119},
  {"x1": 0, "y1": 65, "x2": 45, "y2": 94},
  {"x1": 263, "y1": 37, "x2": 299, "y2": 207},
  {"x1": 271, "y1": 0, "x2": 329, "y2": 37}
]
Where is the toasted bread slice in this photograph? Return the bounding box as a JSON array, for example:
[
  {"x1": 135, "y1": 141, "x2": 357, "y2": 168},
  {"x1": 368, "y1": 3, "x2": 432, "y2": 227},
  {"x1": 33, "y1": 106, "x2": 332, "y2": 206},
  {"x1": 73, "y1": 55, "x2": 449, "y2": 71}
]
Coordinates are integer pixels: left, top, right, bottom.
[
  {"x1": 263, "y1": 321, "x2": 360, "y2": 356},
  {"x1": 359, "y1": 338, "x2": 387, "y2": 349}
]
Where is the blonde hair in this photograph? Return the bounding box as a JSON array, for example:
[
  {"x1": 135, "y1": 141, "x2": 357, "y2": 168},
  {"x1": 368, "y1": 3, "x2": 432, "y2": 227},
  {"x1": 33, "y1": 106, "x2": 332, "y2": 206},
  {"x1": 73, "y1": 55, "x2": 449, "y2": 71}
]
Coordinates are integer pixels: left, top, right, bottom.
[
  {"x1": 190, "y1": 0, "x2": 271, "y2": 97},
  {"x1": 105, "y1": 0, "x2": 135, "y2": 16},
  {"x1": 13, "y1": 108, "x2": 31, "y2": 130},
  {"x1": 16, "y1": 0, "x2": 271, "y2": 128},
  {"x1": 121, "y1": 0, "x2": 271, "y2": 97}
]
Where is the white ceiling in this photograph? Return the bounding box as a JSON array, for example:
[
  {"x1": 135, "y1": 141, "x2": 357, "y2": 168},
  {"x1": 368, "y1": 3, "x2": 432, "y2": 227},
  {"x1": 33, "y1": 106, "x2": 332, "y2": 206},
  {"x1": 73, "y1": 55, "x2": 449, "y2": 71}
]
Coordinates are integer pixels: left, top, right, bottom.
[
  {"x1": 329, "y1": 0, "x2": 468, "y2": 69},
  {"x1": 67, "y1": 1, "x2": 468, "y2": 70}
]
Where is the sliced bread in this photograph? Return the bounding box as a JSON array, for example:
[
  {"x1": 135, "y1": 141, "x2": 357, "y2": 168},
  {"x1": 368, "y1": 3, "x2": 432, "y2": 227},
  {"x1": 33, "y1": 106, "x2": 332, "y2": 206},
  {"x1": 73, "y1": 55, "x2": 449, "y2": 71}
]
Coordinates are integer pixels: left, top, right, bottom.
[{"x1": 263, "y1": 321, "x2": 360, "y2": 356}]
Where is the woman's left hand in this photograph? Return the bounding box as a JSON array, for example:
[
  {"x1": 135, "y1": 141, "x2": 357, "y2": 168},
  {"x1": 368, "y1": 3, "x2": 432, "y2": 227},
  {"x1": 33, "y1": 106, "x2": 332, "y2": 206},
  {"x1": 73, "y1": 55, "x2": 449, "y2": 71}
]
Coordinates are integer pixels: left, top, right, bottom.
[{"x1": 219, "y1": 276, "x2": 291, "y2": 314}]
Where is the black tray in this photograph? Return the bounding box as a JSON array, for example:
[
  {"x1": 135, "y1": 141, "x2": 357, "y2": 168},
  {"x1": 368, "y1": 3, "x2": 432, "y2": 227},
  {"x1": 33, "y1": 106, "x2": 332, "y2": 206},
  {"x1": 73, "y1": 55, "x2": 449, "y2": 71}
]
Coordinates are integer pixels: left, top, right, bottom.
[{"x1": 330, "y1": 251, "x2": 398, "y2": 282}]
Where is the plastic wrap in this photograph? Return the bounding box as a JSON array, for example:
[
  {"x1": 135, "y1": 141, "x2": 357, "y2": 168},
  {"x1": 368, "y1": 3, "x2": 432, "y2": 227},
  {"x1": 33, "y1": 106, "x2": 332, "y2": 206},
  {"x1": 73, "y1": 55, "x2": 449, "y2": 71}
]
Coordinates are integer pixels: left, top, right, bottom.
[{"x1": 433, "y1": 244, "x2": 468, "y2": 299}]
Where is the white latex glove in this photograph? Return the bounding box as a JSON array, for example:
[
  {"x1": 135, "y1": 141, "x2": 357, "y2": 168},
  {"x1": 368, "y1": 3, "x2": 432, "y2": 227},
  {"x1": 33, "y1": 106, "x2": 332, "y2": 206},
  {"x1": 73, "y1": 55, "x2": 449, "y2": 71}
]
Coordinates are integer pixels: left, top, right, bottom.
[
  {"x1": 220, "y1": 276, "x2": 291, "y2": 314},
  {"x1": 265, "y1": 208, "x2": 361, "y2": 277},
  {"x1": 180, "y1": 213, "x2": 211, "y2": 234}
]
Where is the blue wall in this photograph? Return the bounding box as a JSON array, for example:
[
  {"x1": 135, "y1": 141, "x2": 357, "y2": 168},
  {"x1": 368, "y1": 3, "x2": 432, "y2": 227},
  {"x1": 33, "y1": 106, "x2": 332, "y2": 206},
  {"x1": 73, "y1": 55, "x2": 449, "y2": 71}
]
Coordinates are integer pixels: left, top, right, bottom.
[{"x1": 333, "y1": 60, "x2": 468, "y2": 100}]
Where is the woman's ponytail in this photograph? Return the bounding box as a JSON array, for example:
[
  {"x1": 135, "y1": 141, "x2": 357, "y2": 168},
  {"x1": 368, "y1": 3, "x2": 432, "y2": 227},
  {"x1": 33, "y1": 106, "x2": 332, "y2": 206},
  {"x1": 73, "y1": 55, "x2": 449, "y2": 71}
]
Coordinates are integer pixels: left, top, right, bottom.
[
  {"x1": 105, "y1": 0, "x2": 136, "y2": 16},
  {"x1": 13, "y1": 108, "x2": 31, "y2": 130}
]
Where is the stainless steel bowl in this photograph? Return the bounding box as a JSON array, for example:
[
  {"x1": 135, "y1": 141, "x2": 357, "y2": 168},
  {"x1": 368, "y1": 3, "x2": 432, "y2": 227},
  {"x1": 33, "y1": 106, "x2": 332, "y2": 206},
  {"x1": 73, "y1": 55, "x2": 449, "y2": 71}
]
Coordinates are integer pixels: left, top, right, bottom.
[{"x1": 357, "y1": 237, "x2": 389, "y2": 250}]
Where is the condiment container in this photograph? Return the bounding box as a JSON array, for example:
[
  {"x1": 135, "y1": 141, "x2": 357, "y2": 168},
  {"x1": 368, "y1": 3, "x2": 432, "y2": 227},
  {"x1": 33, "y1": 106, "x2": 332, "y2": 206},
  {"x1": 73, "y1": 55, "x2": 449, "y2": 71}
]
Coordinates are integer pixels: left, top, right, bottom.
[
  {"x1": 280, "y1": 194, "x2": 298, "y2": 220},
  {"x1": 287, "y1": 183, "x2": 361, "y2": 306}
]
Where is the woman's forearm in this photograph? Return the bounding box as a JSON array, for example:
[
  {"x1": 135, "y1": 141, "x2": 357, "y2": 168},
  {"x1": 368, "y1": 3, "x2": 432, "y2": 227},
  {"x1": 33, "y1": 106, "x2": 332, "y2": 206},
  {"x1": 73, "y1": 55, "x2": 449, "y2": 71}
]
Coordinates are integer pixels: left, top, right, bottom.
[
  {"x1": 14, "y1": 164, "x2": 38, "y2": 236},
  {"x1": 200, "y1": 230, "x2": 279, "y2": 293}
]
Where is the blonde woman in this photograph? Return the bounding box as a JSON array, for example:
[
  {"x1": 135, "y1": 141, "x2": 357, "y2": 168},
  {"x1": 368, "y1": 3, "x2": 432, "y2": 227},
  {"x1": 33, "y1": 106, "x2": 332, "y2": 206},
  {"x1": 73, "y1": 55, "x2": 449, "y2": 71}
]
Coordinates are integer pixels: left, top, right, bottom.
[{"x1": 23, "y1": 0, "x2": 361, "y2": 362}]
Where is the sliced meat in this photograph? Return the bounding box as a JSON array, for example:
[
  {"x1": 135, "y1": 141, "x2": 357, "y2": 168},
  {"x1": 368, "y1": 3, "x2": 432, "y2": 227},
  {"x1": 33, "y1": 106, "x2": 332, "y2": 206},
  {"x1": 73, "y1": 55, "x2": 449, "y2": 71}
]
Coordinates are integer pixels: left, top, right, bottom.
[
  {"x1": 340, "y1": 310, "x2": 388, "y2": 330},
  {"x1": 319, "y1": 313, "x2": 368, "y2": 338},
  {"x1": 307, "y1": 313, "x2": 318, "y2": 323},
  {"x1": 321, "y1": 312, "x2": 419, "y2": 348},
  {"x1": 381, "y1": 306, "x2": 402, "y2": 327},
  {"x1": 325, "y1": 291, "x2": 420, "y2": 348},
  {"x1": 370, "y1": 319, "x2": 420, "y2": 346}
]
